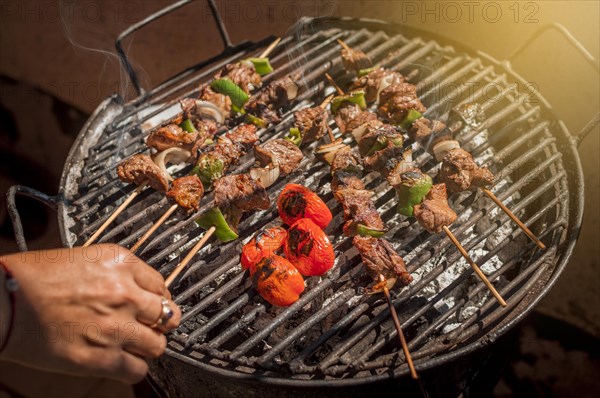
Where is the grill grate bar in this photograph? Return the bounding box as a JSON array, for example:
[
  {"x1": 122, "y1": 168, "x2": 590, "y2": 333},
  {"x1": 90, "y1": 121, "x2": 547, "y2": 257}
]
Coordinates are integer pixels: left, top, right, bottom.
[
  {"x1": 185, "y1": 290, "x2": 256, "y2": 345},
  {"x1": 206, "y1": 304, "x2": 266, "y2": 348},
  {"x1": 228, "y1": 279, "x2": 334, "y2": 360},
  {"x1": 256, "y1": 289, "x2": 357, "y2": 366},
  {"x1": 424, "y1": 66, "x2": 495, "y2": 115}
]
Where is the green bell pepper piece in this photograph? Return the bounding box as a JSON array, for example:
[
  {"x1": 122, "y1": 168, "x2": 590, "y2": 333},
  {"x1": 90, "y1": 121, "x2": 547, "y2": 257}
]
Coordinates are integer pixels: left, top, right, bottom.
[
  {"x1": 196, "y1": 207, "x2": 239, "y2": 242},
  {"x1": 210, "y1": 78, "x2": 249, "y2": 110},
  {"x1": 365, "y1": 136, "x2": 388, "y2": 156},
  {"x1": 245, "y1": 113, "x2": 267, "y2": 128},
  {"x1": 396, "y1": 171, "x2": 433, "y2": 217},
  {"x1": 192, "y1": 155, "x2": 224, "y2": 185},
  {"x1": 357, "y1": 67, "x2": 374, "y2": 77},
  {"x1": 179, "y1": 119, "x2": 196, "y2": 133},
  {"x1": 398, "y1": 109, "x2": 423, "y2": 130},
  {"x1": 331, "y1": 91, "x2": 367, "y2": 114},
  {"x1": 356, "y1": 224, "x2": 387, "y2": 238},
  {"x1": 245, "y1": 57, "x2": 273, "y2": 76},
  {"x1": 285, "y1": 127, "x2": 302, "y2": 146}
]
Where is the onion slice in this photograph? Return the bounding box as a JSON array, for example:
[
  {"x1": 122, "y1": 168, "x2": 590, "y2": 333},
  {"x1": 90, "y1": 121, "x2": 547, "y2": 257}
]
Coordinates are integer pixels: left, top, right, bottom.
[
  {"x1": 193, "y1": 100, "x2": 226, "y2": 124},
  {"x1": 283, "y1": 79, "x2": 299, "y2": 101},
  {"x1": 351, "y1": 123, "x2": 369, "y2": 142},
  {"x1": 152, "y1": 147, "x2": 192, "y2": 181},
  {"x1": 316, "y1": 139, "x2": 346, "y2": 165},
  {"x1": 376, "y1": 74, "x2": 395, "y2": 100},
  {"x1": 433, "y1": 140, "x2": 460, "y2": 162},
  {"x1": 250, "y1": 164, "x2": 280, "y2": 188}
]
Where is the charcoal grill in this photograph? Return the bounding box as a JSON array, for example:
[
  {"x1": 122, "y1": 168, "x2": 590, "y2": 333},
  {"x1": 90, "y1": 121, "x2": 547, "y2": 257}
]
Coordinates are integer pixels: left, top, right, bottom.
[{"x1": 6, "y1": 1, "x2": 598, "y2": 397}]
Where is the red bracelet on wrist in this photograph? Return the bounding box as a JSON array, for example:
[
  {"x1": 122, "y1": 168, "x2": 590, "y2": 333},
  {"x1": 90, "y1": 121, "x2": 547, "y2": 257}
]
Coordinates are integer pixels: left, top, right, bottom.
[{"x1": 0, "y1": 260, "x2": 17, "y2": 354}]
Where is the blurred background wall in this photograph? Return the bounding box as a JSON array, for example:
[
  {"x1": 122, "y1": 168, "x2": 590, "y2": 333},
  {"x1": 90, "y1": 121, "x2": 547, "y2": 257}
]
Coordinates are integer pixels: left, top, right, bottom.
[{"x1": 0, "y1": 1, "x2": 598, "y2": 396}]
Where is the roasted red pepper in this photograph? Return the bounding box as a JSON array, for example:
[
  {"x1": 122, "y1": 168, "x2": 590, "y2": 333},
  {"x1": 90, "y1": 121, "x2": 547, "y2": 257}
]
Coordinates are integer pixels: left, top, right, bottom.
[
  {"x1": 251, "y1": 255, "x2": 305, "y2": 307},
  {"x1": 284, "y1": 218, "x2": 335, "y2": 276},
  {"x1": 240, "y1": 226, "x2": 287, "y2": 271},
  {"x1": 277, "y1": 184, "x2": 332, "y2": 229}
]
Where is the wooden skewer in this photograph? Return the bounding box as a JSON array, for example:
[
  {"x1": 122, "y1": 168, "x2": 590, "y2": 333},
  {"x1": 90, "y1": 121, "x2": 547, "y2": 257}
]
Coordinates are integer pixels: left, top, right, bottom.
[
  {"x1": 165, "y1": 226, "x2": 216, "y2": 288},
  {"x1": 260, "y1": 37, "x2": 281, "y2": 58},
  {"x1": 442, "y1": 226, "x2": 507, "y2": 307},
  {"x1": 337, "y1": 38, "x2": 351, "y2": 51},
  {"x1": 83, "y1": 182, "x2": 148, "y2": 247},
  {"x1": 325, "y1": 73, "x2": 345, "y2": 96},
  {"x1": 379, "y1": 275, "x2": 418, "y2": 379},
  {"x1": 319, "y1": 94, "x2": 336, "y2": 142},
  {"x1": 482, "y1": 188, "x2": 546, "y2": 250},
  {"x1": 130, "y1": 203, "x2": 179, "y2": 253}
]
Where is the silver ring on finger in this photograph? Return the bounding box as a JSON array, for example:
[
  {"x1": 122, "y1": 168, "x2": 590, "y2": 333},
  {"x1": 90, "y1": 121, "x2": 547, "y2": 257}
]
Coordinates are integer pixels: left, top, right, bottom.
[{"x1": 150, "y1": 297, "x2": 174, "y2": 329}]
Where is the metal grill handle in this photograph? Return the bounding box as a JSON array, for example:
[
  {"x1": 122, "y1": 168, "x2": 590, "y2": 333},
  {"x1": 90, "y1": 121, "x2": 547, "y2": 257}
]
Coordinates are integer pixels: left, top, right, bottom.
[
  {"x1": 115, "y1": 0, "x2": 233, "y2": 98},
  {"x1": 507, "y1": 23, "x2": 599, "y2": 146},
  {"x1": 6, "y1": 186, "x2": 61, "y2": 252}
]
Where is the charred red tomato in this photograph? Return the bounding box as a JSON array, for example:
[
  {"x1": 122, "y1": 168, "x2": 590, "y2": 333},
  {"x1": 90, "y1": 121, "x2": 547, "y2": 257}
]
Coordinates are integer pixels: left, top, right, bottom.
[
  {"x1": 277, "y1": 184, "x2": 332, "y2": 229},
  {"x1": 284, "y1": 218, "x2": 335, "y2": 276},
  {"x1": 251, "y1": 255, "x2": 305, "y2": 307},
  {"x1": 240, "y1": 227, "x2": 287, "y2": 272}
]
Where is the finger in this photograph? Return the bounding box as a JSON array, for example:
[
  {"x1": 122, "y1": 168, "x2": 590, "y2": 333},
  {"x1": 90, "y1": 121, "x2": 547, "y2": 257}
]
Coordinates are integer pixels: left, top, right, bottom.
[
  {"x1": 114, "y1": 351, "x2": 149, "y2": 384},
  {"x1": 79, "y1": 347, "x2": 149, "y2": 385},
  {"x1": 134, "y1": 290, "x2": 181, "y2": 332},
  {"x1": 130, "y1": 261, "x2": 168, "y2": 297},
  {"x1": 122, "y1": 324, "x2": 167, "y2": 360}
]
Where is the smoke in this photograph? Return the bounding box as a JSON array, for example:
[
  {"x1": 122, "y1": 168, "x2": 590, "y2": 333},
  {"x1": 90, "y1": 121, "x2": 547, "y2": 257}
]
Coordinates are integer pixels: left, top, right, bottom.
[{"x1": 57, "y1": 0, "x2": 151, "y2": 104}]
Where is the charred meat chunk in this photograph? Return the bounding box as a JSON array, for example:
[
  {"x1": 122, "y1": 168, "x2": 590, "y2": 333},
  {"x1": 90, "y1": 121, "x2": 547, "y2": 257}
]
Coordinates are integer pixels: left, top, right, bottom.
[
  {"x1": 378, "y1": 83, "x2": 426, "y2": 123},
  {"x1": 437, "y1": 148, "x2": 494, "y2": 193},
  {"x1": 180, "y1": 99, "x2": 221, "y2": 133},
  {"x1": 215, "y1": 62, "x2": 261, "y2": 93},
  {"x1": 341, "y1": 47, "x2": 372, "y2": 72},
  {"x1": 330, "y1": 145, "x2": 363, "y2": 174},
  {"x1": 331, "y1": 170, "x2": 365, "y2": 191},
  {"x1": 293, "y1": 106, "x2": 331, "y2": 143},
  {"x1": 364, "y1": 145, "x2": 406, "y2": 178},
  {"x1": 413, "y1": 183, "x2": 457, "y2": 233},
  {"x1": 199, "y1": 84, "x2": 232, "y2": 116},
  {"x1": 166, "y1": 176, "x2": 204, "y2": 212},
  {"x1": 117, "y1": 154, "x2": 170, "y2": 192},
  {"x1": 334, "y1": 188, "x2": 385, "y2": 236},
  {"x1": 146, "y1": 124, "x2": 199, "y2": 152},
  {"x1": 350, "y1": 68, "x2": 405, "y2": 103},
  {"x1": 334, "y1": 103, "x2": 363, "y2": 134},
  {"x1": 254, "y1": 139, "x2": 303, "y2": 176},
  {"x1": 213, "y1": 173, "x2": 270, "y2": 212},
  {"x1": 223, "y1": 123, "x2": 259, "y2": 149},
  {"x1": 353, "y1": 235, "x2": 412, "y2": 285},
  {"x1": 244, "y1": 76, "x2": 298, "y2": 124},
  {"x1": 345, "y1": 111, "x2": 380, "y2": 134},
  {"x1": 357, "y1": 123, "x2": 404, "y2": 157},
  {"x1": 408, "y1": 117, "x2": 447, "y2": 143}
]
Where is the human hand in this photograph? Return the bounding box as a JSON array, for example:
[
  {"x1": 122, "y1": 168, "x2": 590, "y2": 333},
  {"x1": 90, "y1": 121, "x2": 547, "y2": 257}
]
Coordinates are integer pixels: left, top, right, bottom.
[{"x1": 0, "y1": 244, "x2": 181, "y2": 384}]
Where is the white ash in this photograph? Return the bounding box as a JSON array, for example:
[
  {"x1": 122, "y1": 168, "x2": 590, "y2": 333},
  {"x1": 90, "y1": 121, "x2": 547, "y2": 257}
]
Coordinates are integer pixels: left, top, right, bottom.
[
  {"x1": 346, "y1": 294, "x2": 364, "y2": 308},
  {"x1": 322, "y1": 288, "x2": 348, "y2": 308}
]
